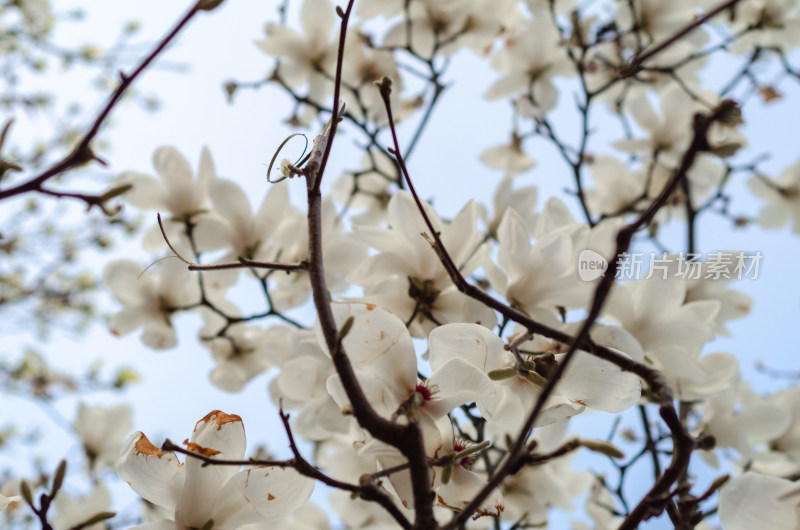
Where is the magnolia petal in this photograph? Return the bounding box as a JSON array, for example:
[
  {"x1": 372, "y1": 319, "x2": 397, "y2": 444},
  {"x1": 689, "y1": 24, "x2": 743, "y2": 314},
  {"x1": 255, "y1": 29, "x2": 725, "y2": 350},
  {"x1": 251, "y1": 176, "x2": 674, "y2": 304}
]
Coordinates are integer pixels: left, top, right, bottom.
[
  {"x1": 300, "y1": 0, "x2": 333, "y2": 41},
  {"x1": 153, "y1": 146, "x2": 193, "y2": 193},
  {"x1": 117, "y1": 171, "x2": 168, "y2": 211},
  {"x1": 277, "y1": 357, "x2": 328, "y2": 403},
  {"x1": 556, "y1": 350, "x2": 641, "y2": 413},
  {"x1": 387, "y1": 191, "x2": 443, "y2": 260},
  {"x1": 589, "y1": 325, "x2": 645, "y2": 363},
  {"x1": 127, "y1": 521, "x2": 181, "y2": 530},
  {"x1": 326, "y1": 373, "x2": 399, "y2": 419},
  {"x1": 103, "y1": 260, "x2": 147, "y2": 304},
  {"x1": 425, "y1": 357, "x2": 496, "y2": 418},
  {"x1": 197, "y1": 146, "x2": 216, "y2": 191},
  {"x1": 175, "y1": 411, "x2": 246, "y2": 528},
  {"x1": 140, "y1": 320, "x2": 178, "y2": 350},
  {"x1": 116, "y1": 432, "x2": 184, "y2": 512},
  {"x1": 209, "y1": 178, "x2": 253, "y2": 235},
  {"x1": 626, "y1": 90, "x2": 659, "y2": 131},
  {"x1": 293, "y1": 396, "x2": 350, "y2": 440},
  {"x1": 676, "y1": 352, "x2": 738, "y2": 400},
  {"x1": 108, "y1": 307, "x2": 151, "y2": 338},
  {"x1": 428, "y1": 323, "x2": 508, "y2": 373},
  {"x1": 719, "y1": 472, "x2": 800, "y2": 530},
  {"x1": 319, "y1": 303, "x2": 417, "y2": 398},
  {"x1": 255, "y1": 181, "x2": 291, "y2": 229},
  {"x1": 212, "y1": 467, "x2": 315, "y2": 528},
  {"x1": 496, "y1": 209, "x2": 531, "y2": 279},
  {"x1": 435, "y1": 466, "x2": 504, "y2": 519},
  {"x1": 440, "y1": 200, "x2": 482, "y2": 268}
]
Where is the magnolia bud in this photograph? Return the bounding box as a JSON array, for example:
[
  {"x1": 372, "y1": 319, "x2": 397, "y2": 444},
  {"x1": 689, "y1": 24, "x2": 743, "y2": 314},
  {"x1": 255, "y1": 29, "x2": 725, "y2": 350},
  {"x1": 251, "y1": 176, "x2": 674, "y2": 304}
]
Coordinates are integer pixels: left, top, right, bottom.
[{"x1": 197, "y1": 0, "x2": 225, "y2": 11}]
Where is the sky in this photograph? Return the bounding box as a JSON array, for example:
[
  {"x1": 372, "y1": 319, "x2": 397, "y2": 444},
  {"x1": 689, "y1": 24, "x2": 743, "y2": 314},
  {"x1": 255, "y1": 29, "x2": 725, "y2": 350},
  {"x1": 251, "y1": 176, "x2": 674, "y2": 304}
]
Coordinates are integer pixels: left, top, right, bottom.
[{"x1": 3, "y1": 0, "x2": 800, "y2": 527}]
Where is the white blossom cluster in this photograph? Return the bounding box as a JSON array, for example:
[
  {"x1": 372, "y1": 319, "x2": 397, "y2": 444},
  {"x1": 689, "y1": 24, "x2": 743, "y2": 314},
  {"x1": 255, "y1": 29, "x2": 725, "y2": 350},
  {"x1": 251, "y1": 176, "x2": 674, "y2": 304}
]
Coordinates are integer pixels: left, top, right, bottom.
[{"x1": 7, "y1": 0, "x2": 800, "y2": 528}]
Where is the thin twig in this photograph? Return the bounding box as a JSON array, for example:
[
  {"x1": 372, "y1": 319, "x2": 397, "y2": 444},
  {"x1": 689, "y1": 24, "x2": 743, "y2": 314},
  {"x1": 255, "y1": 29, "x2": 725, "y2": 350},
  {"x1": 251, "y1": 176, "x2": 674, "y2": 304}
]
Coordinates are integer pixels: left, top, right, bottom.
[{"x1": 0, "y1": 0, "x2": 208, "y2": 201}]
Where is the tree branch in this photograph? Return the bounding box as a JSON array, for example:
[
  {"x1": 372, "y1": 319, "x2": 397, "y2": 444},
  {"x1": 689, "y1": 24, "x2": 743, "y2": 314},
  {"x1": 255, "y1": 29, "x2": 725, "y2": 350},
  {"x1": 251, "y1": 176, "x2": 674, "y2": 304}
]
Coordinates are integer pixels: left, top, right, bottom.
[{"x1": 0, "y1": 0, "x2": 208, "y2": 201}]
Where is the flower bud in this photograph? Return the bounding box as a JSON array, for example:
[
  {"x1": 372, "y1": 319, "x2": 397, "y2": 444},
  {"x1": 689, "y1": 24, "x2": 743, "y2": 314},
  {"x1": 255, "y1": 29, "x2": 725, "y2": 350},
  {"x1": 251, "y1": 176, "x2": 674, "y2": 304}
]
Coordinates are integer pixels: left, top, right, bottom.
[
  {"x1": 197, "y1": 0, "x2": 225, "y2": 11},
  {"x1": 580, "y1": 439, "x2": 625, "y2": 459}
]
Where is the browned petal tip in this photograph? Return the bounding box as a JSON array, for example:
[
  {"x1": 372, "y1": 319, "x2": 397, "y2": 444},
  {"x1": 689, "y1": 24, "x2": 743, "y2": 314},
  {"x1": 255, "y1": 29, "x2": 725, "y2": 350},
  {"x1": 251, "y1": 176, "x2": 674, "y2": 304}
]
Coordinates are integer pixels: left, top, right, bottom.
[
  {"x1": 135, "y1": 433, "x2": 169, "y2": 458},
  {"x1": 196, "y1": 410, "x2": 243, "y2": 431},
  {"x1": 185, "y1": 442, "x2": 221, "y2": 457}
]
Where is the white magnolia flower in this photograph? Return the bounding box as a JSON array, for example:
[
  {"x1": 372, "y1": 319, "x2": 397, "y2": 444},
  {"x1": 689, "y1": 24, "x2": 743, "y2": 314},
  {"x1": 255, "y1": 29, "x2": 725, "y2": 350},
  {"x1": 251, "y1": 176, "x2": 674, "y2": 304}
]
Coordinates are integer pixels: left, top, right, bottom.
[
  {"x1": 479, "y1": 135, "x2": 536, "y2": 177},
  {"x1": 616, "y1": 86, "x2": 746, "y2": 166},
  {"x1": 614, "y1": 85, "x2": 702, "y2": 165},
  {"x1": 267, "y1": 198, "x2": 366, "y2": 311},
  {"x1": 606, "y1": 277, "x2": 724, "y2": 395},
  {"x1": 118, "y1": 147, "x2": 215, "y2": 251},
  {"x1": 191, "y1": 178, "x2": 298, "y2": 289},
  {"x1": 117, "y1": 410, "x2": 314, "y2": 529},
  {"x1": 201, "y1": 323, "x2": 277, "y2": 393},
  {"x1": 322, "y1": 304, "x2": 495, "y2": 441},
  {"x1": 770, "y1": 386, "x2": 800, "y2": 463},
  {"x1": 505, "y1": 461, "x2": 590, "y2": 526},
  {"x1": 382, "y1": 0, "x2": 471, "y2": 58},
  {"x1": 73, "y1": 402, "x2": 133, "y2": 471},
  {"x1": 269, "y1": 327, "x2": 350, "y2": 441},
  {"x1": 428, "y1": 432, "x2": 504, "y2": 519},
  {"x1": 256, "y1": 0, "x2": 337, "y2": 123},
  {"x1": 51, "y1": 483, "x2": 111, "y2": 530},
  {"x1": 719, "y1": 472, "x2": 800, "y2": 530},
  {"x1": 616, "y1": 0, "x2": 707, "y2": 45},
  {"x1": 748, "y1": 159, "x2": 800, "y2": 234},
  {"x1": 699, "y1": 382, "x2": 791, "y2": 460},
  {"x1": 317, "y1": 435, "x2": 414, "y2": 527},
  {"x1": 572, "y1": 477, "x2": 623, "y2": 530},
  {"x1": 348, "y1": 190, "x2": 496, "y2": 337},
  {"x1": 320, "y1": 303, "x2": 502, "y2": 515},
  {"x1": 428, "y1": 323, "x2": 641, "y2": 435},
  {"x1": 485, "y1": 15, "x2": 573, "y2": 116},
  {"x1": 342, "y1": 31, "x2": 404, "y2": 126},
  {"x1": 103, "y1": 257, "x2": 201, "y2": 350},
  {"x1": 586, "y1": 155, "x2": 648, "y2": 217},
  {"x1": 331, "y1": 151, "x2": 396, "y2": 225},
  {"x1": 482, "y1": 174, "x2": 538, "y2": 237},
  {"x1": 730, "y1": 0, "x2": 800, "y2": 51},
  {"x1": 484, "y1": 207, "x2": 594, "y2": 322}
]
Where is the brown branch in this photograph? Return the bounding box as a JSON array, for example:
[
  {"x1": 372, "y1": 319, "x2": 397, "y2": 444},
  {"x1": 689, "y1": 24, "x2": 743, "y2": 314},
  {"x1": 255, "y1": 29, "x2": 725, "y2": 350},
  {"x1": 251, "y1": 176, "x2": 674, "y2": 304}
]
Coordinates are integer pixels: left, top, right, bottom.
[
  {"x1": 188, "y1": 257, "x2": 308, "y2": 273},
  {"x1": 622, "y1": 0, "x2": 742, "y2": 78},
  {"x1": 155, "y1": 213, "x2": 307, "y2": 273},
  {"x1": 303, "y1": 4, "x2": 436, "y2": 528},
  {"x1": 308, "y1": 2, "x2": 349, "y2": 194},
  {"x1": 0, "y1": 0, "x2": 207, "y2": 201}
]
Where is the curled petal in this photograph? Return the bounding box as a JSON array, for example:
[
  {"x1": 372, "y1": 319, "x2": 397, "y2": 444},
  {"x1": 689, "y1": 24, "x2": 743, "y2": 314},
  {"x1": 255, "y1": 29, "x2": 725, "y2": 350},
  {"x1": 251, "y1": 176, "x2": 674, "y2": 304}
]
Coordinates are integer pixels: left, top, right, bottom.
[{"x1": 116, "y1": 432, "x2": 184, "y2": 513}]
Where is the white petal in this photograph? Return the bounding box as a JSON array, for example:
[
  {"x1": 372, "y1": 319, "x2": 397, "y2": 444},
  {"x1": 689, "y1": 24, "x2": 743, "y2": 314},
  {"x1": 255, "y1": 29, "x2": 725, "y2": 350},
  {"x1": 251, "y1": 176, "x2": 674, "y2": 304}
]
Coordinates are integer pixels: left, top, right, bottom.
[
  {"x1": 719, "y1": 472, "x2": 800, "y2": 530},
  {"x1": 557, "y1": 350, "x2": 642, "y2": 413},
  {"x1": 424, "y1": 357, "x2": 496, "y2": 418},
  {"x1": 117, "y1": 172, "x2": 168, "y2": 211},
  {"x1": 175, "y1": 411, "x2": 246, "y2": 528},
  {"x1": 212, "y1": 467, "x2": 315, "y2": 527},
  {"x1": 435, "y1": 466, "x2": 503, "y2": 518},
  {"x1": 116, "y1": 432, "x2": 184, "y2": 512},
  {"x1": 317, "y1": 303, "x2": 417, "y2": 399},
  {"x1": 209, "y1": 178, "x2": 254, "y2": 235},
  {"x1": 428, "y1": 323, "x2": 509, "y2": 373}
]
